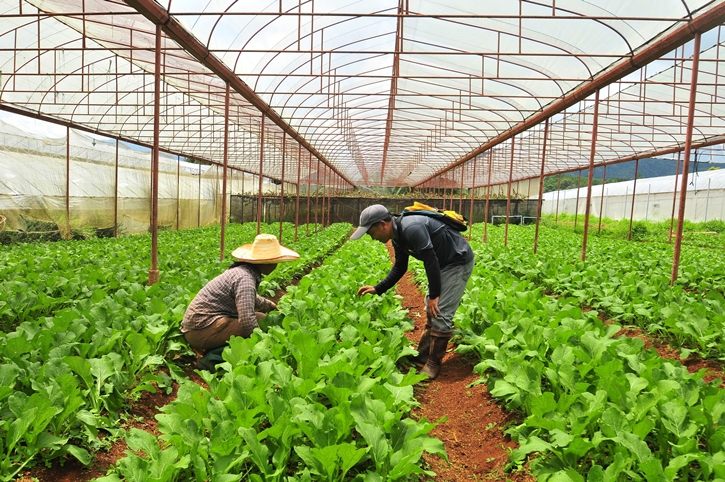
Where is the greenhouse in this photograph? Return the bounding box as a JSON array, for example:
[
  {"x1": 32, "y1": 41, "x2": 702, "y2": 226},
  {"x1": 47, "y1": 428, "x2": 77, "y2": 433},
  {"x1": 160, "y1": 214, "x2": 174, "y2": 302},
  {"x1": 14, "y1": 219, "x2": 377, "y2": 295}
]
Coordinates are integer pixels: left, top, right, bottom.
[{"x1": 4, "y1": 1, "x2": 725, "y2": 481}]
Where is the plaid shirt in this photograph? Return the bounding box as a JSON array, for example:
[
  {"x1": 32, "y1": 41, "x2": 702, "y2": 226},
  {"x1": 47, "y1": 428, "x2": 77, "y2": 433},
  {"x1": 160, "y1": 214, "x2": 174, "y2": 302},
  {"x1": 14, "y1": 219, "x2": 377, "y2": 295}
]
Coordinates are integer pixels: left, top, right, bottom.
[{"x1": 181, "y1": 263, "x2": 276, "y2": 337}]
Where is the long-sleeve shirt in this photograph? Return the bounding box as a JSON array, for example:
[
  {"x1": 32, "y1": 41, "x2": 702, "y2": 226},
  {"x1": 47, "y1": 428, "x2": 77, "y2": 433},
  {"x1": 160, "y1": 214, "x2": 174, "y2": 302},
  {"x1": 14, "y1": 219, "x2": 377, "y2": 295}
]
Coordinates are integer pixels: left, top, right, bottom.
[
  {"x1": 374, "y1": 215, "x2": 474, "y2": 299},
  {"x1": 180, "y1": 263, "x2": 276, "y2": 337}
]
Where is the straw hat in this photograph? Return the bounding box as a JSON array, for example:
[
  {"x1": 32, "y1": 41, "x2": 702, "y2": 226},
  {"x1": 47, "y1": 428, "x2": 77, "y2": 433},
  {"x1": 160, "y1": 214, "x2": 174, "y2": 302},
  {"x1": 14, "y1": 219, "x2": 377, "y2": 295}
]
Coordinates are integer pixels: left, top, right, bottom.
[{"x1": 231, "y1": 234, "x2": 299, "y2": 264}]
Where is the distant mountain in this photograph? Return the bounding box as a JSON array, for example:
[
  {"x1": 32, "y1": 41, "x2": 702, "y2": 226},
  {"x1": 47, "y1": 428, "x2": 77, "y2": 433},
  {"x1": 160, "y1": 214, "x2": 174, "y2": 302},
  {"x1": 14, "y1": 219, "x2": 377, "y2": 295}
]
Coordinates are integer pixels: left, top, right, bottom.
[
  {"x1": 587, "y1": 157, "x2": 717, "y2": 180},
  {"x1": 542, "y1": 157, "x2": 722, "y2": 193}
]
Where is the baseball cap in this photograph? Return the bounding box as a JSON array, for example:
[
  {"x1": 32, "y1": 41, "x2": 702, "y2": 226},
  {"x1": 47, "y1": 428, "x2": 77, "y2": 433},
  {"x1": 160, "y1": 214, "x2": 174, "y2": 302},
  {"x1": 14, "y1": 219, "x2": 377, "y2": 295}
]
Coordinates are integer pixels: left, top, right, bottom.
[{"x1": 350, "y1": 204, "x2": 391, "y2": 240}]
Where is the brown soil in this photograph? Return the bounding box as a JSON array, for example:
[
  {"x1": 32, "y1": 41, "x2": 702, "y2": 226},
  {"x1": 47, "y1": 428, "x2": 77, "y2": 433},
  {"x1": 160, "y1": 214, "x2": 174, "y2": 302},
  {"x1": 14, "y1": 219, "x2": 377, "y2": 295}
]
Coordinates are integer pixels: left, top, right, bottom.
[
  {"x1": 612, "y1": 325, "x2": 725, "y2": 387},
  {"x1": 395, "y1": 269, "x2": 534, "y2": 481}
]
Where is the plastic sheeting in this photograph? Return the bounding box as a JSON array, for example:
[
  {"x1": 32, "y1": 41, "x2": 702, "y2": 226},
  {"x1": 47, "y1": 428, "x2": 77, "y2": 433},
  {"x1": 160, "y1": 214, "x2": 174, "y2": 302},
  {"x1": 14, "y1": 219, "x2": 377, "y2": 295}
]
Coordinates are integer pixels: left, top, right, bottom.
[
  {"x1": 540, "y1": 168, "x2": 725, "y2": 222},
  {"x1": 0, "y1": 122, "x2": 277, "y2": 236}
]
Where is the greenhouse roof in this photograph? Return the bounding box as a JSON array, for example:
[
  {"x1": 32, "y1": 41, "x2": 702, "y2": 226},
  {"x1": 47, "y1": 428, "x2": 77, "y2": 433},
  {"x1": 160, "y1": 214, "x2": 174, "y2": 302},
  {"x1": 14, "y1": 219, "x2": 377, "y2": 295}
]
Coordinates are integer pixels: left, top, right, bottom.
[{"x1": 2, "y1": 0, "x2": 725, "y2": 189}]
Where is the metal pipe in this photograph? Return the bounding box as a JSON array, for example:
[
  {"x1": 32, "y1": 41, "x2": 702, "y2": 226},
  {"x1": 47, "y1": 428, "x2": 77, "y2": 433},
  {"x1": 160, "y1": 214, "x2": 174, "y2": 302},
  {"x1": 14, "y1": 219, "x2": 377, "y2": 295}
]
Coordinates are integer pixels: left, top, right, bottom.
[
  {"x1": 65, "y1": 126, "x2": 70, "y2": 240},
  {"x1": 534, "y1": 118, "x2": 549, "y2": 254},
  {"x1": 483, "y1": 150, "x2": 492, "y2": 243},
  {"x1": 581, "y1": 90, "x2": 600, "y2": 261},
  {"x1": 220, "y1": 83, "x2": 229, "y2": 261},
  {"x1": 627, "y1": 158, "x2": 639, "y2": 241},
  {"x1": 672, "y1": 32, "x2": 701, "y2": 285},
  {"x1": 148, "y1": 23, "x2": 161, "y2": 285},
  {"x1": 598, "y1": 164, "x2": 607, "y2": 234},
  {"x1": 279, "y1": 132, "x2": 286, "y2": 242},
  {"x1": 504, "y1": 136, "x2": 515, "y2": 247},
  {"x1": 468, "y1": 156, "x2": 476, "y2": 241},
  {"x1": 257, "y1": 116, "x2": 265, "y2": 235}
]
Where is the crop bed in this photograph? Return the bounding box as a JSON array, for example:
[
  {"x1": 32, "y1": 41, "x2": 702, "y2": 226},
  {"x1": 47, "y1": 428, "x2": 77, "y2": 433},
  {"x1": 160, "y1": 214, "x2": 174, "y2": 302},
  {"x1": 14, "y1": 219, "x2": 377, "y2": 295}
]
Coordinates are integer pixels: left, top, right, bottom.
[{"x1": 5, "y1": 221, "x2": 725, "y2": 481}]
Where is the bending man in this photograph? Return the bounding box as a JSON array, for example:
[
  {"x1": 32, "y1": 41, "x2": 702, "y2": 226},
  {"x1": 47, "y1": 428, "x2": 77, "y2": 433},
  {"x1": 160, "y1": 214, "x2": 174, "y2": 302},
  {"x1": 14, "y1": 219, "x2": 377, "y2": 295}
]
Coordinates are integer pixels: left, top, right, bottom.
[{"x1": 352, "y1": 204, "x2": 474, "y2": 379}]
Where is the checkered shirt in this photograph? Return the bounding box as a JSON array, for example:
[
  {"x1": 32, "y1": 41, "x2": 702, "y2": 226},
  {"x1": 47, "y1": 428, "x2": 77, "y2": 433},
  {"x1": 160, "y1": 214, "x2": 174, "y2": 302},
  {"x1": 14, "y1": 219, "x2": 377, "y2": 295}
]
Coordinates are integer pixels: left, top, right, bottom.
[{"x1": 181, "y1": 263, "x2": 275, "y2": 337}]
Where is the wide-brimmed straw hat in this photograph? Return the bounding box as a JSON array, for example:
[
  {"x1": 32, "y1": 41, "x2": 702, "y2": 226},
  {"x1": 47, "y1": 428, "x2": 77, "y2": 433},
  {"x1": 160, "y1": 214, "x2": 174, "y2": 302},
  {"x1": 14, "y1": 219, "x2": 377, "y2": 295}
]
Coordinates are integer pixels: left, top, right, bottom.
[{"x1": 231, "y1": 234, "x2": 299, "y2": 264}]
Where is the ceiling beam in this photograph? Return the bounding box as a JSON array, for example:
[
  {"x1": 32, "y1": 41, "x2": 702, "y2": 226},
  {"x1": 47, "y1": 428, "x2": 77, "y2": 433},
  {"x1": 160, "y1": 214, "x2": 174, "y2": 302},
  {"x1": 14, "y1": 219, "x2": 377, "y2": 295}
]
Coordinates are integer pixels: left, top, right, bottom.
[
  {"x1": 413, "y1": 1, "x2": 725, "y2": 187},
  {"x1": 125, "y1": 0, "x2": 356, "y2": 188}
]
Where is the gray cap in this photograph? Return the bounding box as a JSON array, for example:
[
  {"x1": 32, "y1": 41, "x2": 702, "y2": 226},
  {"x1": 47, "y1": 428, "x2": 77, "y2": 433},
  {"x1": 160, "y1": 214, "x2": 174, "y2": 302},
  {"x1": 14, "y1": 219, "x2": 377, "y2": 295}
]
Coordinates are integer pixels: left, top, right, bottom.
[{"x1": 350, "y1": 204, "x2": 390, "y2": 240}]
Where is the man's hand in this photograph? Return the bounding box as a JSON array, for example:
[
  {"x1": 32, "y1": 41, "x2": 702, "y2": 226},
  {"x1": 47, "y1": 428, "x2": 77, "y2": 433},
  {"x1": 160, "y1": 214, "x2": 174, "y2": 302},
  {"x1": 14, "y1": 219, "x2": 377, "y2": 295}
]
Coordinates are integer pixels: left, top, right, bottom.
[
  {"x1": 357, "y1": 285, "x2": 377, "y2": 296},
  {"x1": 427, "y1": 297, "x2": 441, "y2": 318}
]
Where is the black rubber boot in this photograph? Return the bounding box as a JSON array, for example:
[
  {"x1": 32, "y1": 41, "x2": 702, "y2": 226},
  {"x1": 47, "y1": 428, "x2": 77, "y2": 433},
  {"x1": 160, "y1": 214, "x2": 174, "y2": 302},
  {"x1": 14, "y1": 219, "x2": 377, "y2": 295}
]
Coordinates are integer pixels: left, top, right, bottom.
[
  {"x1": 408, "y1": 325, "x2": 432, "y2": 367},
  {"x1": 421, "y1": 330, "x2": 452, "y2": 380}
]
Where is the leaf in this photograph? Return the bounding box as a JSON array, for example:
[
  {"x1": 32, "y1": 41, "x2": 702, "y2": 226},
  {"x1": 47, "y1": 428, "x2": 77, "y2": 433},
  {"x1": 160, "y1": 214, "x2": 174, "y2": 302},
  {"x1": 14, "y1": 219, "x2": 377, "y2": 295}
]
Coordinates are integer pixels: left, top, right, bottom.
[
  {"x1": 240, "y1": 427, "x2": 272, "y2": 475},
  {"x1": 614, "y1": 431, "x2": 652, "y2": 463}
]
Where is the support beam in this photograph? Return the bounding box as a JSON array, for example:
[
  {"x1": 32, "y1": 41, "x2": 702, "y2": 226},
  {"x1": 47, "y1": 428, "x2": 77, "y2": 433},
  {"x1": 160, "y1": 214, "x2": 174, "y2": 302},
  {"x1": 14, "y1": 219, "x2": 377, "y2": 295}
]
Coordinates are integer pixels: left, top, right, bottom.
[
  {"x1": 148, "y1": 23, "x2": 161, "y2": 286},
  {"x1": 672, "y1": 33, "x2": 702, "y2": 285},
  {"x1": 534, "y1": 118, "x2": 549, "y2": 254},
  {"x1": 220, "y1": 83, "x2": 230, "y2": 261},
  {"x1": 581, "y1": 90, "x2": 600, "y2": 262}
]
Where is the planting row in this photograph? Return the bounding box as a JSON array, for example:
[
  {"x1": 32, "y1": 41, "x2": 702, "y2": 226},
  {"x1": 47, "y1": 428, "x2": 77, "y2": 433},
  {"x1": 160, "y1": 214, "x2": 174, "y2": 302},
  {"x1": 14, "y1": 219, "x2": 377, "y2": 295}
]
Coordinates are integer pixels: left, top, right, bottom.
[
  {"x1": 394, "y1": 224, "x2": 725, "y2": 479},
  {"x1": 451, "y1": 233, "x2": 725, "y2": 480},
  {"x1": 0, "y1": 223, "x2": 348, "y2": 480},
  {"x1": 97, "y1": 235, "x2": 445, "y2": 481},
  {"x1": 474, "y1": 224, "x2": 725, "y2": 361}
]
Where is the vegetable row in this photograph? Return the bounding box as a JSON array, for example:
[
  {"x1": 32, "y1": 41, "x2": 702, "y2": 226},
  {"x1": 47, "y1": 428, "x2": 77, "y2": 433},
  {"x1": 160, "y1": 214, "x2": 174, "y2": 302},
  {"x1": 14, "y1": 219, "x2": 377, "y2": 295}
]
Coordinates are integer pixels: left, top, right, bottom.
[
  {"x1": 98, "y1": 235, "x2": 446, "y2": 482},
  {"x1": 0, "y1": 223, "x2": 347, "y2": 480}
]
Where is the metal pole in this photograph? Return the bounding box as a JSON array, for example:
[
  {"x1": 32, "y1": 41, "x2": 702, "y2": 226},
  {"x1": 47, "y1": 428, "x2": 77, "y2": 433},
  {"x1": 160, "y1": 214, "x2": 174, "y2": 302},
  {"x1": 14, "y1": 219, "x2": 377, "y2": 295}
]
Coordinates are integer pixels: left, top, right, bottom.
[
  {"x1": 555, "y1": 174, "x2": 562, "y2": 223},
  {"x1": 468, "y1": 158, "x2": 476, "y2": 240},
  {"x1": 534, "y1": 118, "x2": 549, "y2": 254},
  {"x1": 295, "y1": 144, "x2": 301, "y2": 241},
  {"x1": 705, "y1": 177, "x2": 711, "y2": 222},
  {"x1": 483, "y1": 150, "x2": 492, "y2": 243},
  {"x1": 176, "y1": 154, "x2": 180, "y2": 230},
  {"x1": 279, "y1": 132, "x2": 286, "y2": 242},
  {"x1": 114, "y1": 140, "x2": 119, "y2": 237},
  {"x1": 581, "y1": 91, "x2": 600, "y2": 261},
  {"x1": 148, "y1": 23, "x2": 161, "y2": 285},
  {"x1": 672, "y1": 32, "x2": 701, "y2": 285},
  {"x1": 459, "y1": 165, "x2": 465, "y2": 213},
  {"x1": 65, "y1": 126, "x2": 70, "y2": 240},
  {"x1": 574, "y1": 170, "x2": 582, "y2": 229},
  {"x1": 306, "y1": 153, "x2": 312, "y2": 236},
  {"x1": 314, "y1": 158, "x2": 320, "y2": 231},
  {"x1": 645, "y1": 184, "x2": 651, "y2": 222},
  {"x1": 504, "y1": 136, "x2": 515, "y2": 247},
  {"x1": 628, "y1": 158, "x2": 640, "y2": 241},
  {"x1": 257, "y1": 116, "x2": 265, "y2": 235},
  {"x1": 220, "y1": 83, "x2": 230, "y2": 261}
]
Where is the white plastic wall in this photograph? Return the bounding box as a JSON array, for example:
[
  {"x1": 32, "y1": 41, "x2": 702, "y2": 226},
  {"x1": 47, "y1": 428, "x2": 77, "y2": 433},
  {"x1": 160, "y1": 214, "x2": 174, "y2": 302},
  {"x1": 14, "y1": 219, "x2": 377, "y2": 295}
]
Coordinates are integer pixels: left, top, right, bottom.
[{"x1": 540, "y1": 169, "x2": 725, "y2": 222}]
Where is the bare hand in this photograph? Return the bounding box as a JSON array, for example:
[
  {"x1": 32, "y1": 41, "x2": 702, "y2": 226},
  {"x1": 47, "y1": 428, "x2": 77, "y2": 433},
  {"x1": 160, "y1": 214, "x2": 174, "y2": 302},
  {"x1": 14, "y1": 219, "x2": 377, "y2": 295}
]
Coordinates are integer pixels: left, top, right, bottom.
[
  {"x1": 427, "y1": 297, "x2": 441, "y2": 318},
  {"x1": 357, "y1": 285, "x2": 377, "y2": 296}
]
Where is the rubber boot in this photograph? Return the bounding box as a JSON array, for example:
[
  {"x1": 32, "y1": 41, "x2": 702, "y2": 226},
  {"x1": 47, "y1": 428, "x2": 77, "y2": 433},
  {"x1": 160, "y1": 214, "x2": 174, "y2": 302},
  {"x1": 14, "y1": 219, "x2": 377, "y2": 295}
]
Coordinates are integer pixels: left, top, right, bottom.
[
  {"x1": 408, "y1": 324, "x2": 432, "y2": 367},
  {"x1": 420, "y1": 330, "x2": 452, "y2": 380}
]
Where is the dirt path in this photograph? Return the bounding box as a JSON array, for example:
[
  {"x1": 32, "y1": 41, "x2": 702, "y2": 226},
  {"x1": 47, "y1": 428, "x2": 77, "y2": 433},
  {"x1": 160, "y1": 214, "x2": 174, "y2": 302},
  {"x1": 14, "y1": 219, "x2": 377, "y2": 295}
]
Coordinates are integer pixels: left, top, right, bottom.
[{"x1": 393, "y1": 268, "x2": 534, "y2": 482}]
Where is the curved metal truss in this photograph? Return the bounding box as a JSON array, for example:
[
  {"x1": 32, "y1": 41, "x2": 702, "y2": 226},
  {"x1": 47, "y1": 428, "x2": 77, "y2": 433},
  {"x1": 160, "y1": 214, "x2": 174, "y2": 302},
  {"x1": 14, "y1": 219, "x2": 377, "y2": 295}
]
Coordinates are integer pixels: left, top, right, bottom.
[{"x1": 2, "y1": 0, "x2": 725, "y2": 190}]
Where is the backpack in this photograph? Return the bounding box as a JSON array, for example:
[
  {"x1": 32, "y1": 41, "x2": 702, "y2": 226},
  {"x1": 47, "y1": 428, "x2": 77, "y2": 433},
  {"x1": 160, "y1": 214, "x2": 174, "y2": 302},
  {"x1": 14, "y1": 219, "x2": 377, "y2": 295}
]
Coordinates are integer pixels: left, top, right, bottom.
[{"x1": 399, "y1": 201, "x2": 469, "y2": 232}]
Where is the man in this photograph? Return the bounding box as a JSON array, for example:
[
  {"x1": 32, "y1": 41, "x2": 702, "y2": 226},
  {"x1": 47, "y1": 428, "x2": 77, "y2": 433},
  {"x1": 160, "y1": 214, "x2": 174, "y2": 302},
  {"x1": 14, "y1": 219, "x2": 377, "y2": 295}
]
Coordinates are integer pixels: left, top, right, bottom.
[
  {"x1": 352, "y1": 204, "x2": 474, "y2": 379},
  {"x1": 181, "y1": 233, "x2": 299, "y2": 370}
]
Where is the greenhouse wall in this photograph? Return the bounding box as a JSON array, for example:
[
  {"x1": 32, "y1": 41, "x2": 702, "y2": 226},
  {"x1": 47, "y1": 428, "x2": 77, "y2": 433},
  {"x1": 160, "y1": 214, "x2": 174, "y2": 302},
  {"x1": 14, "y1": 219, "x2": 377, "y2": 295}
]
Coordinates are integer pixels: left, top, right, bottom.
[
  {"x1": 230, "y1": 195, "x2": 541, "y2": 226},
  {"x1": 540, "y1": 169, "x2": 725, "y2": 222},
  {"x1": 0, "y1": 123, "x2": 281, "y2": 236}
]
